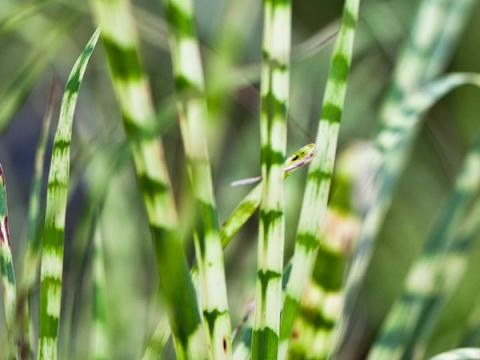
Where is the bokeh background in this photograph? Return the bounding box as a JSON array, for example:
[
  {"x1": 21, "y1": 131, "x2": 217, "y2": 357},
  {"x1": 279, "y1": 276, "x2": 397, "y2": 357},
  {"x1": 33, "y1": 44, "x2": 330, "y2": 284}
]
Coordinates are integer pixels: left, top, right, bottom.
[{"x1": 1, "y1": 0, "x2": 480, "y2": 358}]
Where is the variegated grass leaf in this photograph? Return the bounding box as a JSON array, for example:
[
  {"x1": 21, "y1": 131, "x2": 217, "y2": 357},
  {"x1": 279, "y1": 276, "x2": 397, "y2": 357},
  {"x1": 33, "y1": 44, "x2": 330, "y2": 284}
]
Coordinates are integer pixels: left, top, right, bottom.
[
  {"x1": 369, "y1": 133, "x2": 480, "y2": 360},
  {"x1": 407, "y1": 196, "x2": 480, "y2": 358},
  {"x1": 16, "y1": 79, "x2": 57, "y2": 359},
  {"x1": 332, "y1": 0, "x2": 480, "y2": 343},
  {"x1": 279, "y1": 0, "x2": 360, "y2": 357},
  {"x1": 423, "y1": 0, "x2": 478, "y2": 80},
  {"x1": 162, "y1": 0, "x2": 232, "y2": 356},
  {"x1": 38, "y1": 29, "x2": 99, "y2": 360},
  {"x1": 287, "y1": 142, "x2": 376, "y2": 359},
  {"x1": 89, "y1": 0, "x2": 208, "y2": 357},
  {"x1": 141, "y1": 143, "x2": 316, "y2": 356},
  {"x1": 337, "y1": 73, "x2": 480, "y2": 355},
  {"x1": 251, "y1": 0, "x2": 291, "y2": 358}
]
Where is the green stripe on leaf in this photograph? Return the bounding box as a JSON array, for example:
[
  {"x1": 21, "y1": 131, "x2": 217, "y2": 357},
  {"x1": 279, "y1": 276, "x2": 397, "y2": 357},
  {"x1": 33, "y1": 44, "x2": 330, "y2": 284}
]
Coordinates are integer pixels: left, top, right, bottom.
[{"x1": 101, "y1": 37, "x2": 143, "y2": 80}]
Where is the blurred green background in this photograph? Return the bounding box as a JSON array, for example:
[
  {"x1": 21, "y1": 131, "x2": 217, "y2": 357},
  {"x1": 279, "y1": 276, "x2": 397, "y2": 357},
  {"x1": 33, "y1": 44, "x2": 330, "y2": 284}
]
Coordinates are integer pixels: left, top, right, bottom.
[{"x1": 1, "y1": 0, "x2": 480, "y2": 358}]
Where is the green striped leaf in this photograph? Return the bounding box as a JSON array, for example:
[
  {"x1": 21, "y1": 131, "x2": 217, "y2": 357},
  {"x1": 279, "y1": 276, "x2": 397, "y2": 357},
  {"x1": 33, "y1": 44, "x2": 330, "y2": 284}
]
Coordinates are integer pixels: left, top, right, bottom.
[
  {"x1": 369, "y1": 118, "x2": 480, "y2": 360},
  {"x1": 252, "y1": 0, "x2": 291, "y2": 358},
  {"x1": 163, "y1": 0, "x2": 233, "y2": 356},
  {"x1": 90, "y1": 0, "x2": 208, "y2": 357},
  {"x1": 286, "y1": 142, "x2": 373, "y2": 359},
  {"x1": 279, "y1": 0, "x2": 360, "y2": 357},
  {"x1": 333, "y1": 0, "x2": 479, "y2": 348},
  {"x1": 38, "y1": 29, "x2": 100, "y2": 360},
  {"x1": 337, "y1": 73, "x2": 480, "y2": 360},
  {"x1": 141, "y1": 144, "x2": 316, "y2": 356},
  {"x1": 407, "y1": 197, "x2": 480, "y2": 358},
  {"x1": 16, "y1": 80, "x2": 56, "y2": 359}
]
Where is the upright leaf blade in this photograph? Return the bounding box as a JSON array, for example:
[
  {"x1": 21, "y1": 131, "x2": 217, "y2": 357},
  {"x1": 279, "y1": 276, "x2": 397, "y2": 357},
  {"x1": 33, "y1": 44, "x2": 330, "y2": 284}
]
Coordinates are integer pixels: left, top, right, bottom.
[
  {"x1": 91, "y1": 220, "x2": 108, "y2": 360},
  {"x1": 89, "y1": 0, "x2": 208, "y2": 357},
  {"x1": 279, "y1": 0, "x2": 360, "y2": 357},
  {"x1": 17, "y1": 80, "x2": 56, "y2": 359},
  {"x1": 38, "y1": 29, "x2": 100, "y2": 360},
  {"x1": 162, "y1": 0, "x2": 232, "y2": 356},
  {"x1": 251, "y1": 0, "x2": 291, "y2": 358}
]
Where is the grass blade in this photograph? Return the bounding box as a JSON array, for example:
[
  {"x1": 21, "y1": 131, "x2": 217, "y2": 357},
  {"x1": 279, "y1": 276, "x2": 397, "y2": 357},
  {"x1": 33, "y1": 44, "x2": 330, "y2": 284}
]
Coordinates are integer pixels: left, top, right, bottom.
[
  {"x1": 38, "y1": 29, "x2": 99, "y2": 360},
  {"x1": 0, "y1": 164, "x2": 16, "y2": 351},
  {"x1": 163, "y1": 0, "x2": 232, "y2": 356},
  {"x1": 379, "y1": 0, "x2": 455, "y2": 131},
  {"x1": 429, "y1": 348, "x2": 480, "y2": 360},
  {"x1": 91, "y1": 221, "x2": 107, "y2": 360},
  {"x1": 141, "y1": 143, "x2": 316, "y2": 356},
  {"x1": 330, "y1": 0, "x2": 479, "y2": 351},
  {"x1": 408, "y1": 197, "x2": 480, "y2": 358},
  {"x1": 220, "y1": 144, "x2": 316, "y2": 247},
  {"x1": 337, "y1": 73, "x2": 480, "y2": 354},
  {"x1": 233, "y1": 325, "x2": 253, "y2": 360},
  {"x1": 423, "y1": 0, "x2": 478, "y2": 80},
  {"x1": 369, "y1": 135, "x2": 480, "y2": 360},
  {"x1": 287, "y1": 143, "x2": 374, "y2": 359},
  {"x1": 251, "y1": 0, "x2": 291, "y2": 358},
  {"x1": 89, "y1": 0, "x2": 208, "y2": 357},
  {"x1": 279, "y1": 0, "x2": 360, "y2": 356},
  {"x1": 142, "y1": 142, "x2": 317, "y2": 355},
  {"x1": 16, "y1": 79, "x2": 57, "y2": 359}
]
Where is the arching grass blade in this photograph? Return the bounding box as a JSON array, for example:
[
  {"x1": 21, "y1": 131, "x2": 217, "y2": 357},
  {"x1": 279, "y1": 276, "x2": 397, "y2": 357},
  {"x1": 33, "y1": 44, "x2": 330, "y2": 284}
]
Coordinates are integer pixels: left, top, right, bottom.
[
  {"x1": 38, "y1": 29, "x2": 99, "y2": 360},
  {"x1": 338, "y1": 73, "x2": 480, "y2": 356},
  {"x1": 332, "y1": 0, "x2": 479, "y2": 351},
  {"x1": 287, "y1": 142, "x2": 375, "y2": 359},
  {"x1": 369, "y1": 133, "x2": 480, "y2": 360}
]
